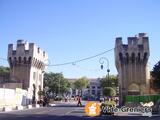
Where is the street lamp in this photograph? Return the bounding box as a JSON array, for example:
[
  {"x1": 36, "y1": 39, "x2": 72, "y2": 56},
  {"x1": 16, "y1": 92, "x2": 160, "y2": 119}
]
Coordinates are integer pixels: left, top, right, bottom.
[
  {"x1": 59, "y1": 79, "x2": 60, "y2": 96},
  {"x1": 99, "y1": 57, "x2": 110, "y2": 86}
]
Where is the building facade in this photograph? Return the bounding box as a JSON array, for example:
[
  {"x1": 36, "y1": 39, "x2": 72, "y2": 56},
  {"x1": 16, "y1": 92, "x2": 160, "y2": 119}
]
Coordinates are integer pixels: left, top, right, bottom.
[
  {"x1": 86, "y1": 78, "x2": 102, "y2": 99},
  {"x1": 8, "y1": 40, "x2": 48, "y2": 101},
  {"x1": 115, "y1": 33, "x2": 150, "y2": 105},
  {"x1": 68, "y1": 78, "x2": 102, "y2": 100}
]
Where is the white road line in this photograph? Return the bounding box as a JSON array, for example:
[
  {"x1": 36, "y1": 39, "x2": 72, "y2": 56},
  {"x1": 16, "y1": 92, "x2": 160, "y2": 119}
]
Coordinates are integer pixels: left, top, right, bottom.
[{"x1": 64, "y1": 109, "x2": 76, "y2": 115}]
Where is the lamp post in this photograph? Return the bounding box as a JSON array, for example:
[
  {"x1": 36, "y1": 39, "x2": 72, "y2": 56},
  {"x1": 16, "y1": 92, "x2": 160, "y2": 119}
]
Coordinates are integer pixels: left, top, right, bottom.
[
  {"x1": 99, "y1": 57, "x2": 110, "y2": 86},
  {"x1": 59, "y1": 79, "x2": 60, "y2": 96}
]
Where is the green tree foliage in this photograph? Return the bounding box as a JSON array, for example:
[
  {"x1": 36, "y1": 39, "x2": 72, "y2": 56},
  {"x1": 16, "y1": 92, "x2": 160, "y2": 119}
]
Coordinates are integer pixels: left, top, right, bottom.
[
  {"x1": 103, "y1": 87, "x2": 116, "y2": 97},
  {"x1": 151, "y1": 61, "x2": 160, "y2": 89},
  {"x1": 0, "y1": 66, "x2": 10, "y2": 74},
  {"x1": 44, "y1": 72, "x2": 70, "y2": 97},
  {"x1": 0, "y1": 66, "x2": 10, "y2": 83},
  {"x1": 100, "y1": 75, "x2": 118, "y2": 96},
  {"x1": 74, "y1": 77, "x2": 89, "y2": 90},
  {"x1": 100, "y1": 75, "x2": 118, "y2": 88}
]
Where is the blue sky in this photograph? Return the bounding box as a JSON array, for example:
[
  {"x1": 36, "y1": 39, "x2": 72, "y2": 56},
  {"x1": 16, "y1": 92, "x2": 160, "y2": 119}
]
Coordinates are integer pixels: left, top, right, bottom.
[{"x1": 0, "y1": 0, "x2": 160, "y2": 78}]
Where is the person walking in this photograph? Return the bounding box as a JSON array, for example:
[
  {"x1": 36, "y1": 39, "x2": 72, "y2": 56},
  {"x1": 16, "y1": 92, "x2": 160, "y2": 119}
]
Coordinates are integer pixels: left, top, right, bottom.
[{"x1": 77, "y1": 95, "x2": 82, "y2": 106}]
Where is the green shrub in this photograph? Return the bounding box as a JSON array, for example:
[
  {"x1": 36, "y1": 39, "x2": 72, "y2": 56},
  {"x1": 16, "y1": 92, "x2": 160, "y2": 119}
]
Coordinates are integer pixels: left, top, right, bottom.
[{"x1": 103, "y1": 87, "x2": 116, "y2": 97}]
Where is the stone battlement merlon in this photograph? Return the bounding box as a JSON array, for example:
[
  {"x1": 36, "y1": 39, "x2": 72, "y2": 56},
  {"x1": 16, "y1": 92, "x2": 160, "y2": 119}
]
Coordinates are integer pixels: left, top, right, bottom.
[
  {"x1": 138, "y1": 33, "x2": 147, "y2": 37},
  {"x1": 142, "y1": 37, "x2": 149, "y2": 51},
  {"x1": 115, "y1": 37, "x2": 123, "y2": 45},
  {"x1": 127, "y1": 37, "x2": 137, "y2": 45},
  {"x1": 8, "y1": 40, "x2": 48, "y2": 59},
  {"x1": 115, "y1": 33, "x2": 150, "y2": 63},
  {"x1": 115, "y1": 33, "x2": 149, "y2": 52}
]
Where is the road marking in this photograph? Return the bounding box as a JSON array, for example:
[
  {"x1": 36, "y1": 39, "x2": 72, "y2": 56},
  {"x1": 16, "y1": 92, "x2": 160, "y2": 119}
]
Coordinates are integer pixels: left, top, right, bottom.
[{"x1": 64, "y1": 108, "x2": 77, "y2": 115}]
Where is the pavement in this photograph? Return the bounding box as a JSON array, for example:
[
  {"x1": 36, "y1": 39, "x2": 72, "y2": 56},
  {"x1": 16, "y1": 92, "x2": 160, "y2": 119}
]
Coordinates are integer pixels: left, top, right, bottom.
[{"x1": 0, "y1": 101, "x2": 160, "y2": 120}]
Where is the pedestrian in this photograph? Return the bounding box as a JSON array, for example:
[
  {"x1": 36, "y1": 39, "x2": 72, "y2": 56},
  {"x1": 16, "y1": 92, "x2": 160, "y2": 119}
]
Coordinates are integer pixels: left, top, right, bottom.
[{"x1": 77, "y1": 95, "x2": 82, "y2": 106}]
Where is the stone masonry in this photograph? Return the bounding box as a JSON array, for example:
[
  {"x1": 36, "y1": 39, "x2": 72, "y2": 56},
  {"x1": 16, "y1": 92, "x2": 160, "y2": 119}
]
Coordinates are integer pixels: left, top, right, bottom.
[
  {"x1": 8, "y1": 40, "x2": 48, "y2": 101},
  {"x1": 115, "y1": 33, "x2": 150, "y2": 105}
]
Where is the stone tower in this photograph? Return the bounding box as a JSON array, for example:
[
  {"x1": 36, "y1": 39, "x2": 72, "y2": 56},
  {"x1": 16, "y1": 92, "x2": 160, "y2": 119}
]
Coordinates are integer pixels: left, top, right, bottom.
[
  {"x1": 8, "y1": 40, "x2": 48, "y2": 101},
  {"x1": 115, "y1": 33, "x2": 150, "y2": 105}
]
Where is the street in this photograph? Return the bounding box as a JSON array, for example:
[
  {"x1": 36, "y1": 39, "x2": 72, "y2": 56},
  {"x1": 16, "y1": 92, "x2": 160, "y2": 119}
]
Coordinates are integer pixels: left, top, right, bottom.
[{"x1": 0, "y1": 102, "x2": 160, "y2": 120}]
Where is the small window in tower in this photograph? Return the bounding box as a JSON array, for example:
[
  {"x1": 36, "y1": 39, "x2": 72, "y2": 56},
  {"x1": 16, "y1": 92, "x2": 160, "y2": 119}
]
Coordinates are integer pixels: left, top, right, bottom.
[
  {"x1": 33, "y1": 72, "x2": 36, "y2": 80},
  {"x1": 43, "y1": 51, "x2": 45, "y2": 57},
  {"x1": 39, "y1": 74, "x2": 42, "y2": 81},
  {"x1": 28, "y1": 57, "x2": 32, "y2": 64},
  {"x1": 138, "y1": 53, "x2": 140, "y2": 62},
  {"x1": 119, "y1": 53, "x2": 123, "y2": 61},
  {"x1": 38, "y1": 47, "x2": 40, "y2": 53}
]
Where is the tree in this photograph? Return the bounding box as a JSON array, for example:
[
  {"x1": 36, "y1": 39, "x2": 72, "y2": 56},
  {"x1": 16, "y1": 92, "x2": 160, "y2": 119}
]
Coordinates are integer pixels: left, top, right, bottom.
[
  {"x1": 151, "y1": 61, "x2": 160, "y2": 89},
  {"x1": 103, "y1": 87, "x2": 116, "y2": 97},
  {"x1": 100, "y1": 75, "x2": 118, "y2": 88},
  {"x1": 100, "y1": 75, "x2": 118, "y2": 96},
  {"x1": 0, "y1": 66, "x2": 10, "y2": 74},
  {"x1": 44, "y1": 72, "x2": 70, "y2": 98},
  {"x1": 0, "y1": 66, "x2": 10, "y2": 83},
  {"x1": 74, "y1": 77, "x2": 89, "y2": 95}
]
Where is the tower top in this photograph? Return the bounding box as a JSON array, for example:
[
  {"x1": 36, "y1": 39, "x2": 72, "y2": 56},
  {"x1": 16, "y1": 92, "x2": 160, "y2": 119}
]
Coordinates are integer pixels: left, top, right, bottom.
[
  {"x1": 8, "y1": 40, "x2": 48, "y2": 62},
  {"x1": 115, "y1": 33, "x2": 149, "y2": 52},
  {"x1": 17, "y1": 39, "x2": 25, "y2": 44},
  {"x1": 138, "y1": 33, "x2": 147, "y2": 37}
]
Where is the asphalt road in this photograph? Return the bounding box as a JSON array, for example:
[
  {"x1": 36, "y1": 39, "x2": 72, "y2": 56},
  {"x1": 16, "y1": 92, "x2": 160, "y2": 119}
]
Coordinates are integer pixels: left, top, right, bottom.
[{"x1": 0, "y1": 102, "x2": 160, "y2": 120}]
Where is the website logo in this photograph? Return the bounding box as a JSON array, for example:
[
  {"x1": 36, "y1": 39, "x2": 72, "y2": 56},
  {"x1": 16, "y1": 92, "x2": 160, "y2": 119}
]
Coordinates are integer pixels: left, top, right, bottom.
[{"x1": 85, "y1": 101, "x2": 100, "y2": 117}]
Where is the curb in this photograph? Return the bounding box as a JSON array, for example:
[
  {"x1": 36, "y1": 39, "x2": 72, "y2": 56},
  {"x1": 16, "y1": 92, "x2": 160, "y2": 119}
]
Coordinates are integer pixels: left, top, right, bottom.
[{"x1": 0, "y1": 104, "x2": 43, "y2": 113}]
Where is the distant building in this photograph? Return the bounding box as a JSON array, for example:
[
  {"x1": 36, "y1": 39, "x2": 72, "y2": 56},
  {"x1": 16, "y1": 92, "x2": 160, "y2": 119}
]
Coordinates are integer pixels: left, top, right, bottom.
[
  {"x1": 86, "y1": 78, "x2": 102, "y2": 99},
  {"x1": 115, "y1": 33, "x2": 150, "y2": 105},
  {"x1": 8, "y1": 40, "x2": 48, "y2": 101},
  {"x1": 67, "y1": 78, "x2": 102, "y2": 99}
]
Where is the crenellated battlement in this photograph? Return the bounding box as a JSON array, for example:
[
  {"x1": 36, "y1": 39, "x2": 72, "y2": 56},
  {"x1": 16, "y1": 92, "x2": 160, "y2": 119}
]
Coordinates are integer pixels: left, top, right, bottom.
[
  {"x1": 8, "y1": 40, "x2": 47, "y2": 58},
  {"x1": 8, "y1": 40, "x2": 48, "y2": 71},
  {"x1": 115, "y1": 33, "x2": 149, "y2": 62}
]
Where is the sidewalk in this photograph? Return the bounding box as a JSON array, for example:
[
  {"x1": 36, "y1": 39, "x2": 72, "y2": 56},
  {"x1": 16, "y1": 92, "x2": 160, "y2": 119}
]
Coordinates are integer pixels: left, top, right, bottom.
[{"x1": 0, "y1": 104, "x2": 41, "y2": 112}]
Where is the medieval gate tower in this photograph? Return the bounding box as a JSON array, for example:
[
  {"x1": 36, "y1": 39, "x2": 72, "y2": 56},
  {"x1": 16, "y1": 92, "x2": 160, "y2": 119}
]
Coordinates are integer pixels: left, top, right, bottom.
[
  {"x1": 8, "y1": 40, "x2": 48, "y2": 102},
  {"x1": 115, "y1": 33, "x2": 150, "y2": 105}
]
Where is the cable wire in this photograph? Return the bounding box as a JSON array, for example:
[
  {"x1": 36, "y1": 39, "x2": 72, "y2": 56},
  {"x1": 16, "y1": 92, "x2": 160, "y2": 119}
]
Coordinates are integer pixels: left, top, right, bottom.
[
  {"x1": 47, "y1": 48, "x2": 114, "y2": 66},
  {"x1": 0, "y1": 47, "x2": 114, "y2": 67}
]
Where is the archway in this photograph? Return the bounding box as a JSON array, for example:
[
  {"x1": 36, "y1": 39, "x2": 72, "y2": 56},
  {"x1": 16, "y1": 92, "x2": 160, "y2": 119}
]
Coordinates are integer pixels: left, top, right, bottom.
[{"x1": 128, "y1": 83, "x2": 140, "y2": 95}]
